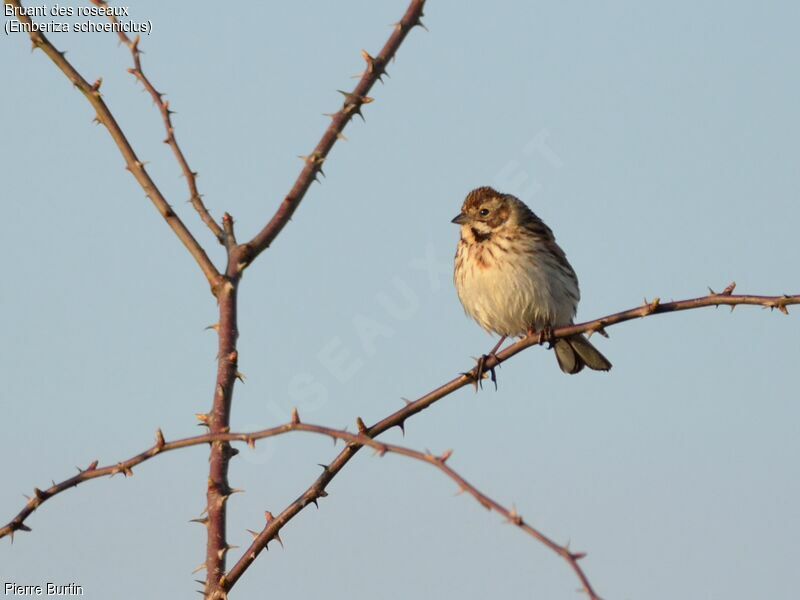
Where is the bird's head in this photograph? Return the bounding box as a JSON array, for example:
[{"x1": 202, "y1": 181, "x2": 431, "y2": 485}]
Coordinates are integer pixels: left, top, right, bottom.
[{"x1": 451, "y1": 187, "x2": 515, "y2": 239}]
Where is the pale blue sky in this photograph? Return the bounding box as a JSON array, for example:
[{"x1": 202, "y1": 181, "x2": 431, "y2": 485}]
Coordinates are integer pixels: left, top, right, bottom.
[{"x1": 1, "y1": 2, "x2": 798, "y2": 599}]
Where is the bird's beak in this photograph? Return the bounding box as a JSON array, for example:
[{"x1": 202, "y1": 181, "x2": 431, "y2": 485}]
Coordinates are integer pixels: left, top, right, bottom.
[{"x1": 451, "y1": 213, "x2": 469, "y2": 225}]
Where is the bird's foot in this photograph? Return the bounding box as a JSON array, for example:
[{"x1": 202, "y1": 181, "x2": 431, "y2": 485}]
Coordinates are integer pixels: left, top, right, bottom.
[
  {"x1": 527, "y1": 326, "x2": 555, "y2": 348},
  {"x1": 462, "y1": 336, "x2": 507, "y2": 392},
  {"x1": 476, "y1": 353, "x2": 499, "y2": 391},
  {"x1": 461, "y1": 353, "x2": 499, "y2": 392}
]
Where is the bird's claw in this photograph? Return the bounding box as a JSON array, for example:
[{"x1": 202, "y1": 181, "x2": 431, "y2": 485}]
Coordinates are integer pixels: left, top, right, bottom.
[
  {"x1": 528, "y1": 326, "x2": 555, "y2": 348},
  {"x1": 467, "y1": 354, "x2": 498, "y2": 391}
]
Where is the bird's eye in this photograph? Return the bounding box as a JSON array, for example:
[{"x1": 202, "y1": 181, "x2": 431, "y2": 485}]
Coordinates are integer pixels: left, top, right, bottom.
[{"x1": 479, "y1": 208, "x2": 490, "y2": 217}]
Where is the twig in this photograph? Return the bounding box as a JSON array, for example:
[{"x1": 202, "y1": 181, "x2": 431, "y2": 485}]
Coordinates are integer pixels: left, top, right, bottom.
[
  {"x1": 225, "y1": 284, "x2": 798, "y2": 595},
  {"x1": 0, "y1": 421, "x2": 598, "y2": 599},
  {"x1": 239, "y1": 0, "x2": 428, "y2": 268},
  {"x1": 4, "y1": 0, "x2": 222, "y2": 290},
  {"x1": 90, "y1": 0, "x2": 226, "y2": 245}
]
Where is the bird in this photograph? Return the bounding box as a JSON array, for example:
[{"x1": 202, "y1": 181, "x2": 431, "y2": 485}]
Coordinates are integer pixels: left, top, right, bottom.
[{"x1": 452, "y1": 186, "x2": 611, "y2": 376}]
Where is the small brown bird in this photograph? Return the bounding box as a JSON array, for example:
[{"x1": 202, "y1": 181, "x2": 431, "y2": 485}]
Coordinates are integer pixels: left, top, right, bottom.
[{"x1": 452, "y1": 186, "x2": 611, "y2": 375}]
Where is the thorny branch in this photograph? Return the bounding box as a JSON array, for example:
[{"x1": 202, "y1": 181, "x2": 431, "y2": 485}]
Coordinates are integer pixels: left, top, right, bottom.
[
  {"x1": 0, "y1": 419, "x2": 593, "y2": 596},
  {"x1": 198, "y1": 1, "x2": 427, "y2": 596},
  {"x1": 4, "y1": 286, "x2": 795, "y2": 600},
  {"x1": 203, "y1": 276, "x2": 239, "y2": 599},
  {"x1": 2, "y1": 0, "x2": 222, "y2": 290},
  {"x1": 224, "y1": 284, "x2": 797, "y2": 598},
  {"x1": 240, "y1": 0, "x2": 429, "y2": 267},
  {"x1": 6, "y1": 1, "x2": 798, "y2": 599},
  {"x1": 89, "y1": 0, "x2": 226, "y2": 245}
]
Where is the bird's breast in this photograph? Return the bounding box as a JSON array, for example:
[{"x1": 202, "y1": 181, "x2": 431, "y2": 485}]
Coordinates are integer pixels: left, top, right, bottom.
[{"x1": 454, "y1": 240, "x2": 577, "y2": 336}]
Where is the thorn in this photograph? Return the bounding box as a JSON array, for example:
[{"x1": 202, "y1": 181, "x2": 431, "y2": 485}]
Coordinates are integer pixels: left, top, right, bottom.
[
  {"x1": 189, "y1": 517, "x2": 209, "y2": 526},
  {"x1": 439, "y1": 449, "x2": 453, "y2": 463},
  {"x1": 192, "y1": 562, "x2": 206, "y2": 574},
  {"x1": 195, "y1": 413, "x2": 210, "y2": 426},
  {"x1": 460, "y1": 369, "x2": 480, "y2": 392},
  {"x1": 337, "y1": 90, "x2": 374, "y2": 120},
  {"x1": 401, "y1": 397, "x2": 412, "y2": 406},
  {"x1": 356, "y1": 417, "x2": 368, "y2": 434},
  {"x1": 246, "y1": 529, "x2": 260, "y2": 539},
  {"x1": 264, "y1": 511, "x2": 275, "y2": 523},
  {"x1": 642, "y1": 297, "x2": 660, "y2": 315},
  {"x1": 216, "y1": 544, "x2": 238, "y2": 560},
  {"x1": 571, "y1": 552, "x2": 588, "y2": 561},
  {"x1": 360, "y1": 49, "x2": 387, "y2": 81},
  {"x1": 317, "y1": 464, "x2": 328, "y2": 471},
  {"x1": 235, "y1": 371, "x2": 246, "y2": 383},
  {"x1": 722, "y1": 281, "x2": 736, "y2": 296},
  {"x1": 291, "y1": 407, "x2": 300, "y2": 425},
  {"x1": 507, "y1": 505, "x2": 523, "y2": 526},
  {"x1": 91, "y1": 77, "x2": 103, "y2": 92},
  {"x1": 397, "y1": 420, "x2": 405, "y2": 436},
  {"x1": 86, "y1": 460, "x2": 99, "y2": 471},
  {"x1": 205, "y1": 323, "x2": 220, "y2": 331},
  {"x1": 273, "y1": 532, "x2": 284, "y2": 548},
  {"x1": 336, "y1": 132, "x2": 348, "y2": 141},
  {"x1": 246, "y1": 436, "x2": 256, "y2": 450},
  {"x1": 586, "y1": 324, "x2": 609, "y2": 339}
]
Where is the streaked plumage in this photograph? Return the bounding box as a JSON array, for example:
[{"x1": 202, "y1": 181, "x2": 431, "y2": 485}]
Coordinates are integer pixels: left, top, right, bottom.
[{"x1": 453, "y1": 187, "x2": 611, "y2": 374}]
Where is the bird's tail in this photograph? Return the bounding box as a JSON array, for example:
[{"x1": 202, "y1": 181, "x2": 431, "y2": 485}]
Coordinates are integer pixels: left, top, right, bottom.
[{"x1": 554, "y1": 334, "x2": 612, "y2": 375}]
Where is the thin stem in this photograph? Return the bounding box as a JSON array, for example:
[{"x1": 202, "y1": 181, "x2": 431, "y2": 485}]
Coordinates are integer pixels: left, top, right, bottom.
[
  {"x1": 4, "y1": 0, "x2": 222, "y2": 290},
  {"x1": 0, "y1": 421, "x2": 599, "y2": 599},
  {"x1": 90, "y1": 0, "x2": 226, "y2": 244},
  {"x1": 240, "y1": 0, "x2": 428, "y2": 267}
]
